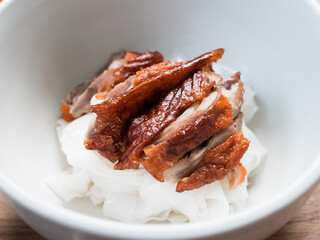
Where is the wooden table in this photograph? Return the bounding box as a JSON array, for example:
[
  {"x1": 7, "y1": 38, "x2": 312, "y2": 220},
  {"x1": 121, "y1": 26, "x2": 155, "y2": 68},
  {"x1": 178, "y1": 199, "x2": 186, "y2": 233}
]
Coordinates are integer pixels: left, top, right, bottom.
[{"x1": 0, "y1": 184, "x2": 319, "y2": 240}]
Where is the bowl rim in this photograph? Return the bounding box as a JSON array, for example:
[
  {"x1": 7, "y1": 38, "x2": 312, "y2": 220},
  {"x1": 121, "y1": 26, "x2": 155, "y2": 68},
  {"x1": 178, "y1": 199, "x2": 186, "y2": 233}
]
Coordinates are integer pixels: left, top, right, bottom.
[{"x1": 1, "y1": 0, "x2": 320, "y2": 239}]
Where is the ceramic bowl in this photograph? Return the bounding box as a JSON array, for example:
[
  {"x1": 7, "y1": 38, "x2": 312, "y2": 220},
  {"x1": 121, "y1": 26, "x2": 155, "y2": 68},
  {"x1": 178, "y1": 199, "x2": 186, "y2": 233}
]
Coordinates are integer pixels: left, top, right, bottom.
[{"x1": 0, "y1": 0, "x2": 320, "y2": 239}]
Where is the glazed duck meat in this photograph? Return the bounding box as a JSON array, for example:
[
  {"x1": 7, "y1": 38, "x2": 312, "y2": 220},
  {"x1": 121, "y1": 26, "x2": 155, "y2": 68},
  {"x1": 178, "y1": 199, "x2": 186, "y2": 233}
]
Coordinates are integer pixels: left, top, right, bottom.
[
  {"x1": 61, "y1": 49, "x2": 251, "y2": 192},
  {"x1": 84, "y1": 49, "x2": 225, "y2": 162},
  {"x1": 115, "y1": 70, "x2": 216, "y2": 170}
]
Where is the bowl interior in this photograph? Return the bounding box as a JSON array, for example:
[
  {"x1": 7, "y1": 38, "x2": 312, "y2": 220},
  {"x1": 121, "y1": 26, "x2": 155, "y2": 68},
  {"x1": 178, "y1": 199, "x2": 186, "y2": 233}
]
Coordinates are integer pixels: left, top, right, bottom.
[{"x1": 1, "y1": 0, "x2": 320, "y2": 222}]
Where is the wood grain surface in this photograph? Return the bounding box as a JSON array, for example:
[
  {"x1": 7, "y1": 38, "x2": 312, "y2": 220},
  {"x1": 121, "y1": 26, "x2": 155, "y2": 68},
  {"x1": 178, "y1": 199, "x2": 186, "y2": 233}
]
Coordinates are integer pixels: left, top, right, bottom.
[{"x1": 0, "y1": 184, "x2": 319, "y2": 240}]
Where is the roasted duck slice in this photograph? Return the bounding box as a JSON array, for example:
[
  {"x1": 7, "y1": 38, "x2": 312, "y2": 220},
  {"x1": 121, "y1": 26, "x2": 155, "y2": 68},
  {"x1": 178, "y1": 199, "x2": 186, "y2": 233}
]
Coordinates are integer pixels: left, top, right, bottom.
[
  {"x1": 61, "y1": 50, "x2": 163, "y2": 121},
  {"x1": 115, "y1": 71, "x2": 217, "y2": 170},
  {"x1": 60, "y1": 50, "x2": 126, "y2": 121},
  {"x1": 164, "y1": 112, "x2": 243, "y2": 182},
  {"x1": 84, "y1": 49, "x2": 225, "y2": 162},
  {"x1": 176, "y1": 132, "x2": 250, "y2": 192}
]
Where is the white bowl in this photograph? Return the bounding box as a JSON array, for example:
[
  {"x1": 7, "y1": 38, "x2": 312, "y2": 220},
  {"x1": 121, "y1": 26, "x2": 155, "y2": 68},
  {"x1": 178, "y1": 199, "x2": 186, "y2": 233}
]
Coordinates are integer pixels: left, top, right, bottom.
[{"x1": 1, "y1": 0, "x2": 320, "y2": 239}]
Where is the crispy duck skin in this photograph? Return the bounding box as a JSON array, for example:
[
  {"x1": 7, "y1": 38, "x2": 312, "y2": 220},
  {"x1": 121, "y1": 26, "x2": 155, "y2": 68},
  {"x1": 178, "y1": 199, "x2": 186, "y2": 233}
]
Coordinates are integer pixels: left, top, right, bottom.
[
  {"x1": 226, "y1": 162, "x2": 247, "y2": 191},
  {"x1": 115, "y1": 71, "x2": 215, "y2": 170},
  {"x1": 176, "y1": 132, "x2": 250, "y2": 192},
  {"x1": 133, "y1": 62, "x2": 182, "y2": 86},
  {"x1": 141, "y1": 93, "x2": 233, "y2": 182},
  {"x1": 84, "y1": 49, "x2": 225, "y2": 162}
]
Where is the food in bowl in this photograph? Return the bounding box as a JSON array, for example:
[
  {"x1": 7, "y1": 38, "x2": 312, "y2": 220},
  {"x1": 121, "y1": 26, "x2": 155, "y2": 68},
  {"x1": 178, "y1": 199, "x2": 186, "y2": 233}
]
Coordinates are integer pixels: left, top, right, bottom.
[{"x1": 50, "y1": 49, "x2": 266, "y2": 223}]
